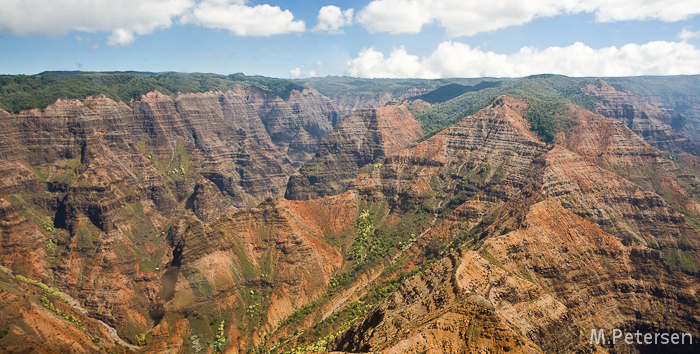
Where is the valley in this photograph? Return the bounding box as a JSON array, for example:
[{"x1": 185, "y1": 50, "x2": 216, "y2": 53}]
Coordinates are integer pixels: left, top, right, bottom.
[{"x1": 0, "y1": 72, "x2": 699, "y2": 353}]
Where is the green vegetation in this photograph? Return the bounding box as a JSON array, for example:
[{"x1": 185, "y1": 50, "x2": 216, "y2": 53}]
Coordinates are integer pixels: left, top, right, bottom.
[
  {"x1": 39, "y1": 296, "x2": 84, "y2": 328},
  {"x1": 507, "y1": 74, "x2": 598, "y2": 110},
  {"x1": 479, "y1": 250, "x2": 507, "y2": 271},
  {"x1": 0, "y1": 72, "x2": 305, "y2": 113},
  {"x1": 350, "y1": 207, "x2": 431, "y2": 270},
  {"x1": 0, "y1": 328, "x2": 8, "y2": 339},
  {"x1": 413, "y1": 81, "x2": 501, "y2": 104},
  {"x1": 274, "y1": 265, "x2": 430, "y2": 354},
  {"x1": 524, "y1": 101, "x2": 558, "y2": 143},
  {"x1": 660, "y1": 152, "x2": 680, "y2": 161},
  {"x1": 412, "y1": 83, "x2": 504, "y2": 139},
  {"x1": 662, "y1": 249, "x2": 698, "y2": 273},
  {"x1": 24, "y1": 164, "x2": 48, "y2": 181},
  {"x1": 521, "y1": 97, "x2": 576, "y2": 143},
  {"x1": 349, "y1": 210, "x2": 375, "y2": 265},
  {"x1": 14, "y1": 275, "x2": 69, "y2": 303},
  {"x1": 136, "y1": 333, "x2": 146, "y2": 347},
  {"x1": 214, "y1": 320, "x2": 227, "y2": 352}
]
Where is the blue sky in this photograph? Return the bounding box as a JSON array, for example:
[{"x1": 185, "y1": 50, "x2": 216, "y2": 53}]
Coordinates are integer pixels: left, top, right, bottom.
[{"x1": 1, "y1": 0, "x2": 700, "y2": 78}]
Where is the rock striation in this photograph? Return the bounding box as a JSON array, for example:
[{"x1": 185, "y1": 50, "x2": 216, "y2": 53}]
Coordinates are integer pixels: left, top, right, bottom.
[
  {"x1": 285, "y1": 102, "x2": 423, "y2": 200},
  {"x1": 585, "y1": 80, "x2": 700, "y2": 156},
  {"x1": 2, "y1": 83, "x2": 700, "y2": 353},
  {"x1": 331, "y1": 95, "x2": 700, "y2": 353},
  {"x1": 0, "y1": 85, "x2": 341, "y2": 348}
]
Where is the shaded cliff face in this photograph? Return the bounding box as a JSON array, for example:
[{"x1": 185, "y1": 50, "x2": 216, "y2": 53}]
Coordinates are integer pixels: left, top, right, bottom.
[
  {"x1": 585, "y1": 80, "x2": 700, "y2": 156},
  {"x1": 285, "y1": 101, "x2": 423, "y2": 200},
  {"x1": 0, "y1": 86, "x2": 341, "y2": 349}
]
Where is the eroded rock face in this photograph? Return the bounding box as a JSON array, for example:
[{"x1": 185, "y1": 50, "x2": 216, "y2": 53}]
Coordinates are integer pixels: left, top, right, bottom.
[
  {"x1": 351, "y1": 96, "x2": 547, "y2": 214},
  {"x1": 160, "y1": 192, "x2": 358, "y2": 352},
  {"x1": 286, "y1": 102, "x2": 423, "y2": 200},
  {"x1": 3, "y1": 89, "x2": 700, "y2": 354},
  {"x1": 331, "y1": 95, "x2": 700, "y2": 353},
  {"x1": 0, "y1": 86, "x2": 340, "y2": 347},
  {"x1": 585, "y1": 80, "x2": 700, "y2": 156}
]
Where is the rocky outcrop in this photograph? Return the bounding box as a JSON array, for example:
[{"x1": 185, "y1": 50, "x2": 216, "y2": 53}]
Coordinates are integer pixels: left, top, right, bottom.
[
  {"x1": 161, "y1": 192, "x2": 358, "y2": 352},
  {"x1": 3, "y1": 80, "x2": 700, "y2": 354},
  {"x1": 586, "y1": 80, "x2": 700, "y2": 156},
  {"x1": 326, "y1": 87, "x2": 431, "y2": 117},
  {"x1": 0, "y1": 85, "x2": 340, "y2": 345},
  {"x1": 285, "y1": 102, "x2": 423, "y2": 200},
  {"x1": 332, "y1": 250, "x2": 550, "y2": 354},
  {"x1": 351, "y1": 96, "x2": 547, "y2": 213},
  {"x1": 331, "y1": 95, "x2": 700, "y2": 353}
]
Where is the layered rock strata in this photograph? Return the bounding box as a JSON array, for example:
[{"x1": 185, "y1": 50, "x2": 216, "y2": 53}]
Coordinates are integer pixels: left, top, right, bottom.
[{"x1": 286, "y1": 102, "x2": 423, "y2": 200}]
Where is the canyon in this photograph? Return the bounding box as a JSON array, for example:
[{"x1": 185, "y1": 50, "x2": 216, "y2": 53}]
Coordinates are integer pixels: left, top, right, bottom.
[{"x1": 0, "y1": 73, "x2": 699, "y2": 353}]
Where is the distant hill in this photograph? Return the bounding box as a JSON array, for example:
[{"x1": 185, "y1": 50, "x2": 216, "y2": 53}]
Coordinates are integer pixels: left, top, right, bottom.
[
  {"x1": 410, "y1": 81, "x2": 501, "y2": 104},
  {"x1": 0, "y1": 72, "x2": 304, "y2": 113}
]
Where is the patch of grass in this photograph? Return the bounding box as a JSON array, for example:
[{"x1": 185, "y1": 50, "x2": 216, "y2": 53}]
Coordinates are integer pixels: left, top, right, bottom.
[
  {"x1": 230, "y1": 236, "x2": 257, "y2": 279},
  {"x1": 279, "y1": 266, "x2": 427, "y2": 353},
  {"x1": 479, "y1": 250, "x2": 507, "y2": 271},
  {"x1": 492, "y1": 167, "x2": 505, "y2": 182},
  {"x1": 76, "y1": 225, "x2": 96, "y2": 249},
  {"x1": 39, "y1": 296, "x2": 84, "y2": 329},
  {"x1": 660, "y1": 152, "x2": 679, "y2": 161},
  {"x1": 520, "y1": 269, "x2": 537, "y2": 284},
  {"x1": 23, "y1": 164, "x2": 48, "y2": 181},
  {"x1": 186, "y1": 271, "x2": 214, "y2": 299},
  {"x1": 602, "y1": 256, "x2": 614, "y2": 270},
  {"x1": 662, "y1": 248, "x2": 698, "y2": 273},
  {"x1": 14, "y1": 275, "x2": 69, "y2": 303}
]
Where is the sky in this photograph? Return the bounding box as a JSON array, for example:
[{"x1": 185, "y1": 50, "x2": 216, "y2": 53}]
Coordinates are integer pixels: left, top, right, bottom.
[{"x1": 1, "y1": 0, "x2": 700, "y2": 79}]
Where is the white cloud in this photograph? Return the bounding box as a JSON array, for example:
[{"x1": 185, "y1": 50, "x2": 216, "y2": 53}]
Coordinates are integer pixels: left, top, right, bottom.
[
  {"x1": 290, "y1": 66, "x2": 303, "y2": 79},
  {"x1": 181, "y1": 0, "x2": 305, "y2": 36},
  {"x1": 107, "y1": 29, "x2": 136, "y2": 47},
  {"x1": 347, "y1": 41, "x2": 700, "y2": 78},
  {"x1": 347, "y1": 46, "x2": 439, "y2": 78},
  {"x1": 680, "y1": 28, "x2": 700, "y2": 41},
  {"x1": 312, "y1": 6, "x2": 354, "y2": 33},
  {"x1": 0, "y1": 0, "x2": 304, "y2": 46},
  {"x1": 357, "y1": 0, "x2": 700, "y2": 36},
  {"x1": 0, "y1": 0, "x2": 194, "y2": 44},
  {"x1": 357, "y1": 0, "x2": 433, "y2": 34}
]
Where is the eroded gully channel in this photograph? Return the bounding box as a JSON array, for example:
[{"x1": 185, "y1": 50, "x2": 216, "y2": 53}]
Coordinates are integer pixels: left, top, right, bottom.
[{"x1": 149, "y1": 243, "x2": 183, "y2": 325}]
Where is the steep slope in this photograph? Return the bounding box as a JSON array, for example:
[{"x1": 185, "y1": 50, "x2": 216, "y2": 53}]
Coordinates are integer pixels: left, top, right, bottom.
[
  {"x1": 0, "y1": 84, "x2": 340, "y2": 348},
  {"x1": 286, "y1": 101, "x2": 423, "y2": 200},
  {"x1": 585, "y1": 80, "x2": 700, "y2": 156},
  {"x1": 329, "y1": 95, "x2": 700, "y2": 353},
  {"x1": 352, "y1": 96, "x2": 546, "y2": 213},
  {"x1": 600, "y1": 75, "x2": 700, "y2": 142},
  {"x1": 3, "y1": 76, "x2": 700, "y2": 354},
  {"x1": 149, "y1": 192, "x2": 359, "y2": 353}
]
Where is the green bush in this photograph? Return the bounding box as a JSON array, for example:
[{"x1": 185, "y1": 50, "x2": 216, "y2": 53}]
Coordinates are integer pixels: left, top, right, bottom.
[{"x1": 214, "y1": 320, "x2": 226, "y2": 352}]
